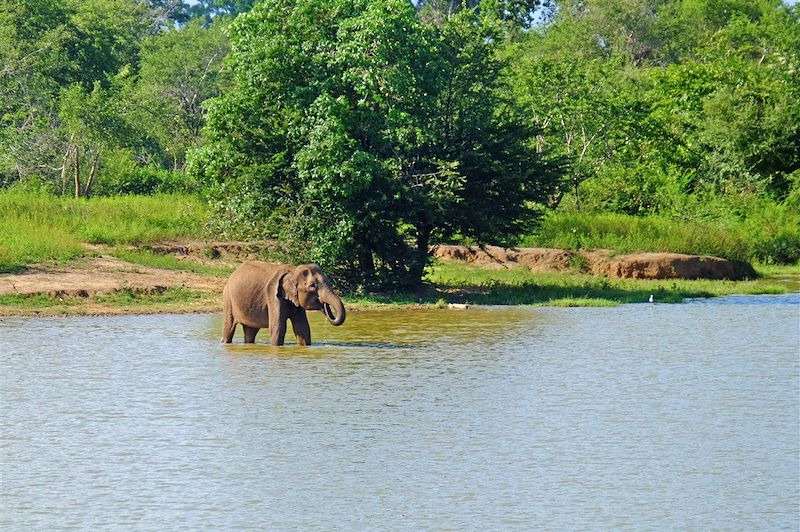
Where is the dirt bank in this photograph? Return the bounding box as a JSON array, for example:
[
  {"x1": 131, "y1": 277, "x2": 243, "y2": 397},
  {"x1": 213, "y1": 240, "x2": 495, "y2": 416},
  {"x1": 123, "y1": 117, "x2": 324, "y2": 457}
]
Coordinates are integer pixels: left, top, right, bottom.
[
  {"x1": 434, "y1": 245, "x2": 756, "y2": 280},
  {"x1": 0, "y1": 241, "x2": 760, "y2": 317},
  {"x1": 0, "y1": 242, "x2": 238, "y2": 316},
  {"x1": 0, "y1": 256, "x2": 226, "y2": 298}
]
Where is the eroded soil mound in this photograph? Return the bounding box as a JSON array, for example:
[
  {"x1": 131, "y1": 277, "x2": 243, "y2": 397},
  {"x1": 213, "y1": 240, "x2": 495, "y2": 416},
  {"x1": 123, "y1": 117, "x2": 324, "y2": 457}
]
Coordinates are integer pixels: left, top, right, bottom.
[
  {"x1": 434, "y1": 245, "x2": 755, "y2": 280},
  {"x1": 584, "y1": 251, "x2": 756, "y2": 280},
  {"x1": 434, "y1": 245, "x2": 574, "y2": 272}
]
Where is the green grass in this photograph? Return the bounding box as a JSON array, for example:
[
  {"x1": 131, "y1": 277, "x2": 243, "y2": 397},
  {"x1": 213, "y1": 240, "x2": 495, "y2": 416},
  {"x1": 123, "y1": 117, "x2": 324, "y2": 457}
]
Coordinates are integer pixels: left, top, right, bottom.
[
  {"x1": 0, "y1": 287, "x2": 219, "y2": 316},
  {"x1": 108, "y1": 248, "x2": 234, "y2": 276},
  {"x1": 522, "y1": 209, "x2": 800, "y2": 264},
  {"x1": 0, "y1": 293, "x2": 82, "y2": 310},
  {"x1": 0, "y1": 214, "x2": 84, "y2": 273},
  {"x1": 418, "y1": 260, "x2": 792, "y2": 307},
  {"x1": 92, "y1": 287, "x2": 212, "y2": 307},
  {"x1": 0, "y1": 190, "x2": 211, "y2": 272}
]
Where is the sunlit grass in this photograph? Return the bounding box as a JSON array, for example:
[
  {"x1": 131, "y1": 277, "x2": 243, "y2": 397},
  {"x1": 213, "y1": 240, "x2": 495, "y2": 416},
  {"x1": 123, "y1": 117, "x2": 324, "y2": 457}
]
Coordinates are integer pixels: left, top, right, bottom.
[
  {"x1": 422, "y1": 260, "x2": 792, "y2": 307},
  {"x1": 0, "y1": 293, "x2": 81, "y2": 310},
  {"x1": 522, "y1": 210, "x2": 800, "y2": 264},
  {"x1": 542, "y1": 298, "x2": 620, "y2": 307},
  {"x1": 0, "y1": 214, "x2": 84, "y2": 273},
  {"x1": 108, "y1": 248, "x2": 234, "y2": 276},
  {"x1": 0, "y1": 190, "x2": 211, "y2": 272},
  {"x1": 0, "y1": 288, "x2": 220, "y2": 316},
  {"x1": 92, "y1": 287, "x2": 213, "y2": 306},
  {"x1": 522, "y1": 211, "x2": 749, "y2": 258}
]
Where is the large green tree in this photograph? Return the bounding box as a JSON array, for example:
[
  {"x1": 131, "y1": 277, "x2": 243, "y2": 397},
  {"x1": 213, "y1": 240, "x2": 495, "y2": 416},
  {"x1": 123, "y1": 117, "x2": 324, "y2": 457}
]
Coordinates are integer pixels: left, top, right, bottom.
[
  {"x1": 0, "y1": 0, "x2": 148, "y2": 186},
  {"x1": 128, "y1": 18, "x2": 230, "y2": 171},
  {"x1": 509, "y1": 0, "x2": 799, "y2": 215},
  {"x1": 646, "y1": 1, "x2": 800, "y2": 201},
  {"x1": 190, "y1": 0, "x2": 561, "y2": 287}
]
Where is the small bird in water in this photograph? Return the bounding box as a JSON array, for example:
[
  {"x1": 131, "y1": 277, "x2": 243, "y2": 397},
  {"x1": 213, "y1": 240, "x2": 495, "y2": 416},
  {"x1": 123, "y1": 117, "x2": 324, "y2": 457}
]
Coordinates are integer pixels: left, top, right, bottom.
[{"x1": 648, "y1": 294, "x2": 654, "y2": 303}]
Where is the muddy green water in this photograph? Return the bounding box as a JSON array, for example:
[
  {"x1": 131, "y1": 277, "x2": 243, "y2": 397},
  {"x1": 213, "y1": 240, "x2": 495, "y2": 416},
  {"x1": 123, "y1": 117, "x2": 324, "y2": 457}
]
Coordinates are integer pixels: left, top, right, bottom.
[{"x1": 2, "y1": 294, "x2": 799, "y2": 530}]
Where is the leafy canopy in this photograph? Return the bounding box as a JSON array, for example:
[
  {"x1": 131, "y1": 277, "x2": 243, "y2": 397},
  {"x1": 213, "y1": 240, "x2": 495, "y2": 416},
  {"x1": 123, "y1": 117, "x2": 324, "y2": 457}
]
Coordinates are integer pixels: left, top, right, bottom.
[{"x1": 190, "y1": 0, "x2": 561, "y2": 287}]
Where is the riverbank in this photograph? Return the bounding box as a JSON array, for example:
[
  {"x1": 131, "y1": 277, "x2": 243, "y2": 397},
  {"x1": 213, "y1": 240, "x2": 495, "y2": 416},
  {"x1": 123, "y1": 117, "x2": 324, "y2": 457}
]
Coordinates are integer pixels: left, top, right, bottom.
[{"x1": 0, "y1": 241, "x2": 796, "y2": 317}]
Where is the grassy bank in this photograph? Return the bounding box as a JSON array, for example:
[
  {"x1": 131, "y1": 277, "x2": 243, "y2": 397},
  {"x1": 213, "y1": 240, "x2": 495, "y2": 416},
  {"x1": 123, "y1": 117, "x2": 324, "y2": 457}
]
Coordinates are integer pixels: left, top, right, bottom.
[
  {"x1": 340, "y1": 260, "x2": 797, "y2": 310},
  {"x1": 522, "y1": 208, "x2": 800, "y2": 265},
  {"x1": 1, "y1": 259, "x2": 795, "y2": 317},
  {"x1": 0, "y1": 190, "x2": 797, "y2": 316},
  {"x1": 0, "y1": 288, "x2": 220, "y2": 317},
  {"x1": 0, "y1": 190, "x2": 210, "y2": 273},
  {"x1": 422, "y1": 261, "x2": 796, "y2": 307}
]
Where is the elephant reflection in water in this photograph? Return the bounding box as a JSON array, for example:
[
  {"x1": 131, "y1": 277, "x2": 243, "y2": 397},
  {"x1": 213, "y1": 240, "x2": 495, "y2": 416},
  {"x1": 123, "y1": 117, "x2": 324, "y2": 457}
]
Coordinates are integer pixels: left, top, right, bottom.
[{"x1": 221, "y1": 261, "x2": 346, "y2": 346}]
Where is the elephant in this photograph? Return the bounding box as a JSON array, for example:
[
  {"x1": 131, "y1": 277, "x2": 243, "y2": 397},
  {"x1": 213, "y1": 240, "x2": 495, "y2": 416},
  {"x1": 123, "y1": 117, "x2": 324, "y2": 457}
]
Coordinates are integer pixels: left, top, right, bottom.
[{"x1": 221, "y1": 261, "x2": 345, "y2": 345}]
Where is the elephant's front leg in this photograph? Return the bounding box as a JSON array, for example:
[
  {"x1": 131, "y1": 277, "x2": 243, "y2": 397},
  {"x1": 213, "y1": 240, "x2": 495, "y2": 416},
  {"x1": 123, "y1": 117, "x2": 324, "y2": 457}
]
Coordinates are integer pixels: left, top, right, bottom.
[
  {"x1": 288, "y1": 308, "x2": 311, "y2": 346},
  {"x1": 269, "y1": 311, "x2": 287, "y2": 346}
]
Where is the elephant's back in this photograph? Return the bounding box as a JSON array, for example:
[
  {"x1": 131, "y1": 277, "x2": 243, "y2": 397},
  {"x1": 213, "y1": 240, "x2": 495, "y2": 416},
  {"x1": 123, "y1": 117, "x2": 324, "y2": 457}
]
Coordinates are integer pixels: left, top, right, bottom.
[
  {"x1": 224, "y1": 261, "x2": 289, "y2": 305},
  {"x1": 231, "y1": 260, "x2": 287, "y2": 279}
]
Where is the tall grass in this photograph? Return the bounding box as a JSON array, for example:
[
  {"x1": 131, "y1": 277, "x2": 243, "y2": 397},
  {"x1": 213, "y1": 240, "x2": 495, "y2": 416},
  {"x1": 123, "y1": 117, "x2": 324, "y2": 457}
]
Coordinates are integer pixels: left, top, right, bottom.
[
  {"x1": 0, "y1": 190, "x2": 211, "y2": 273},
  {"x1": 522, "y1": 208, "x2": 800, "y2": 264}
]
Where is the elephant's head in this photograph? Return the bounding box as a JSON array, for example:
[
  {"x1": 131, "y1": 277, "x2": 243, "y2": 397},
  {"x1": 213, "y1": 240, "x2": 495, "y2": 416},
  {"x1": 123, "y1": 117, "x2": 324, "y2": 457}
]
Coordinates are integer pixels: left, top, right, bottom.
[{"x1": 281, "y1": 264, "x2": 346, "y2": 326}]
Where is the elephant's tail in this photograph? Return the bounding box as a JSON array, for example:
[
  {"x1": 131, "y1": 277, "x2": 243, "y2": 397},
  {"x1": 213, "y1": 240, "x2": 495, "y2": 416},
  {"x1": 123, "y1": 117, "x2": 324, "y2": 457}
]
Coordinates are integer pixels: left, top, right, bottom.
[{"x1": 221, "y1": 289, "x2": 235, "y2": 343}]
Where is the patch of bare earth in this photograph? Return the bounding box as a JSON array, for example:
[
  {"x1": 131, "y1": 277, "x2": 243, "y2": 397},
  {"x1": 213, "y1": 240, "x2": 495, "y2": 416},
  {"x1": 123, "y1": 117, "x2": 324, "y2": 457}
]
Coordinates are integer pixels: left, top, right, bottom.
[
  {"x1": 0, "y1": 241, "x2": 273, "y2": 316},
  {"x1": 0, "y1": 256, "x2": 224, "y2": 298}
]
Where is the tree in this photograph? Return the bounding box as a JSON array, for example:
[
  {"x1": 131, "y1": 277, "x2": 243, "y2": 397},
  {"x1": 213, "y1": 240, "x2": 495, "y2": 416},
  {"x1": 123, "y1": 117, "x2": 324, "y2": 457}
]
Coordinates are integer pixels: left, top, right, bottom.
[
  {"x1": 190, "y1": 0, "x2": 561, "y2": 287},
  {"x1": 415, "y1": 0, "x2": 556, "y2": 29},
  {"x1": 646, "y1": 1, "x2": 800, "y2": 201},
  {"x1": 508, "y1": 34, "x2": 645, "y2": 209},
  {"x1": 0, "y1": 0, "x2": 148, "y2": 187},
  {"x1": 127, "y1": 18, "x2": 230, "y2": 171},
  {"x1": 184, "y1": 0, "x2": 258, "y2": 24},
  {"x1": 59, "y1": 75, "x2": 134, "y2": 197},
  {"x1": 507, "y1": 0, "x2": 799, "y2": 215}
]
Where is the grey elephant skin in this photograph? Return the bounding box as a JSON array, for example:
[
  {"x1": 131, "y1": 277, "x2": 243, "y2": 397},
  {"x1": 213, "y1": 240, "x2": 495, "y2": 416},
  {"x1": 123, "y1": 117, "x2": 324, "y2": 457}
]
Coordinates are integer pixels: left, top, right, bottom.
[{"x1": 221, "y1": 261, "x2": 346, "y2": 345}]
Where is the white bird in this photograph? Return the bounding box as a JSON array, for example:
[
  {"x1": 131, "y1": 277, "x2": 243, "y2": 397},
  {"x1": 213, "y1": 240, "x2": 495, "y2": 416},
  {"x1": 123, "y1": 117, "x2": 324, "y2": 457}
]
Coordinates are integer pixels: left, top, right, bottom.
[{"x1": 648, "y1": 294, "x2": 654, "y2": 303}]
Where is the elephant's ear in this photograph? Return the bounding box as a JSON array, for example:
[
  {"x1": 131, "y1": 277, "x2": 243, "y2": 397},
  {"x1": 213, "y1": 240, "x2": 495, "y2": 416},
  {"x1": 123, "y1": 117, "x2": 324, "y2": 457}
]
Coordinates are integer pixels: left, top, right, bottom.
[{"x1": 280, "y1": 272, "x2": 300, "y2": 307}]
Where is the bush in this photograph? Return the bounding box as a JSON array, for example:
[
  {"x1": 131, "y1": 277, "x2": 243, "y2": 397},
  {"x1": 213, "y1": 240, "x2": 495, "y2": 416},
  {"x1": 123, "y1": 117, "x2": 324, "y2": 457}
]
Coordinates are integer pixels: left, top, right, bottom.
[{"x1": 93, "y1": 149, "x2": 199, "y2": 195}]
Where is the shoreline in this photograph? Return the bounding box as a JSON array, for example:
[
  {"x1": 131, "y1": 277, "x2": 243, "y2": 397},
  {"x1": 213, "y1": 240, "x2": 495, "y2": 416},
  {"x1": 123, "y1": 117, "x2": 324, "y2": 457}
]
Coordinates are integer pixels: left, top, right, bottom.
[{"x1": 1, "y1": 243, "x2": 797, "y2": 318}]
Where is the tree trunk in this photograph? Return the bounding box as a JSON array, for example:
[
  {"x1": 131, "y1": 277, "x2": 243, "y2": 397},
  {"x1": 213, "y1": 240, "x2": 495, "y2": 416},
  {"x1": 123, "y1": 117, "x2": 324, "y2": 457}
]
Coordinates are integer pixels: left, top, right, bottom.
[
  {"x1": 73, "y1": 145, "x2": 81, "y2": 198},
  {"x1": 410, "y1": 224, "x2": 431, "y2": 283},
  {"x1": 60, "y1": 134, "x2": 75, "y2": 195},
  {"x1": 84, "y1": 149, "x2": 100, "y2": 197},
  {"x1": 359, "y1": 249, "x2": 375, "y2": 279}
]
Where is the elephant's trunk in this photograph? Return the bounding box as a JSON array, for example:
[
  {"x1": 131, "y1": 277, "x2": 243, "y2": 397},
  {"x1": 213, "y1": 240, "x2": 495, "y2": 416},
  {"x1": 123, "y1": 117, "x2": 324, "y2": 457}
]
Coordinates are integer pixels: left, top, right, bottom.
[{"x1": 320, "y1": 289, "x2": 346, "y2": 326}]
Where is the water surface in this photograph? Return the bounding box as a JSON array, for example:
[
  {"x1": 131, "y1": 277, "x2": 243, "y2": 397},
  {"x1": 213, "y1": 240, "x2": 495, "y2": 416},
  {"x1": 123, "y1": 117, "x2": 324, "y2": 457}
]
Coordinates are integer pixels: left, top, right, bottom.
[{"x1": 2, "y1": 294, "x2": 798, "y2": 529}]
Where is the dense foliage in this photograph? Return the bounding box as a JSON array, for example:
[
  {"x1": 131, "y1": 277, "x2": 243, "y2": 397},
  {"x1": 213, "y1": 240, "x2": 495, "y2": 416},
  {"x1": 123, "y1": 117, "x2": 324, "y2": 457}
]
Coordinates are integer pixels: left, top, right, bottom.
[
  {"x1": 190, "y1": 0, "x2": 561, "y2": 286},
  {"x1": 1, "y1": 0, "x2": 798, "y2": 282},
  {"x1": 509, "y1": 0, "x2": 800, "y2": 215},
  {"x1": 0, "y1": 0, "x2": 229, "y2": 194}
]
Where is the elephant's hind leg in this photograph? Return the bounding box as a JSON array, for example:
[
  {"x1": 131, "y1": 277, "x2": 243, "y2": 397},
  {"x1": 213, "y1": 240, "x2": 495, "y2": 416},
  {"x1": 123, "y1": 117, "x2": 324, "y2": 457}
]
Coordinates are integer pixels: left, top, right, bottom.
[{"x1": 242, "y1": 325, "x2": 259, "y2": 343}]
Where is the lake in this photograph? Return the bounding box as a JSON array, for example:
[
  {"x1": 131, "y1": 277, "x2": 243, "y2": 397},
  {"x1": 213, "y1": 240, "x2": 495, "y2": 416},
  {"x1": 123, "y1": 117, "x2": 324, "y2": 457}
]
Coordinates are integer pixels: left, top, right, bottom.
[{"x1": 2, "y1": 294, "x2": 798, "y2": 530}]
